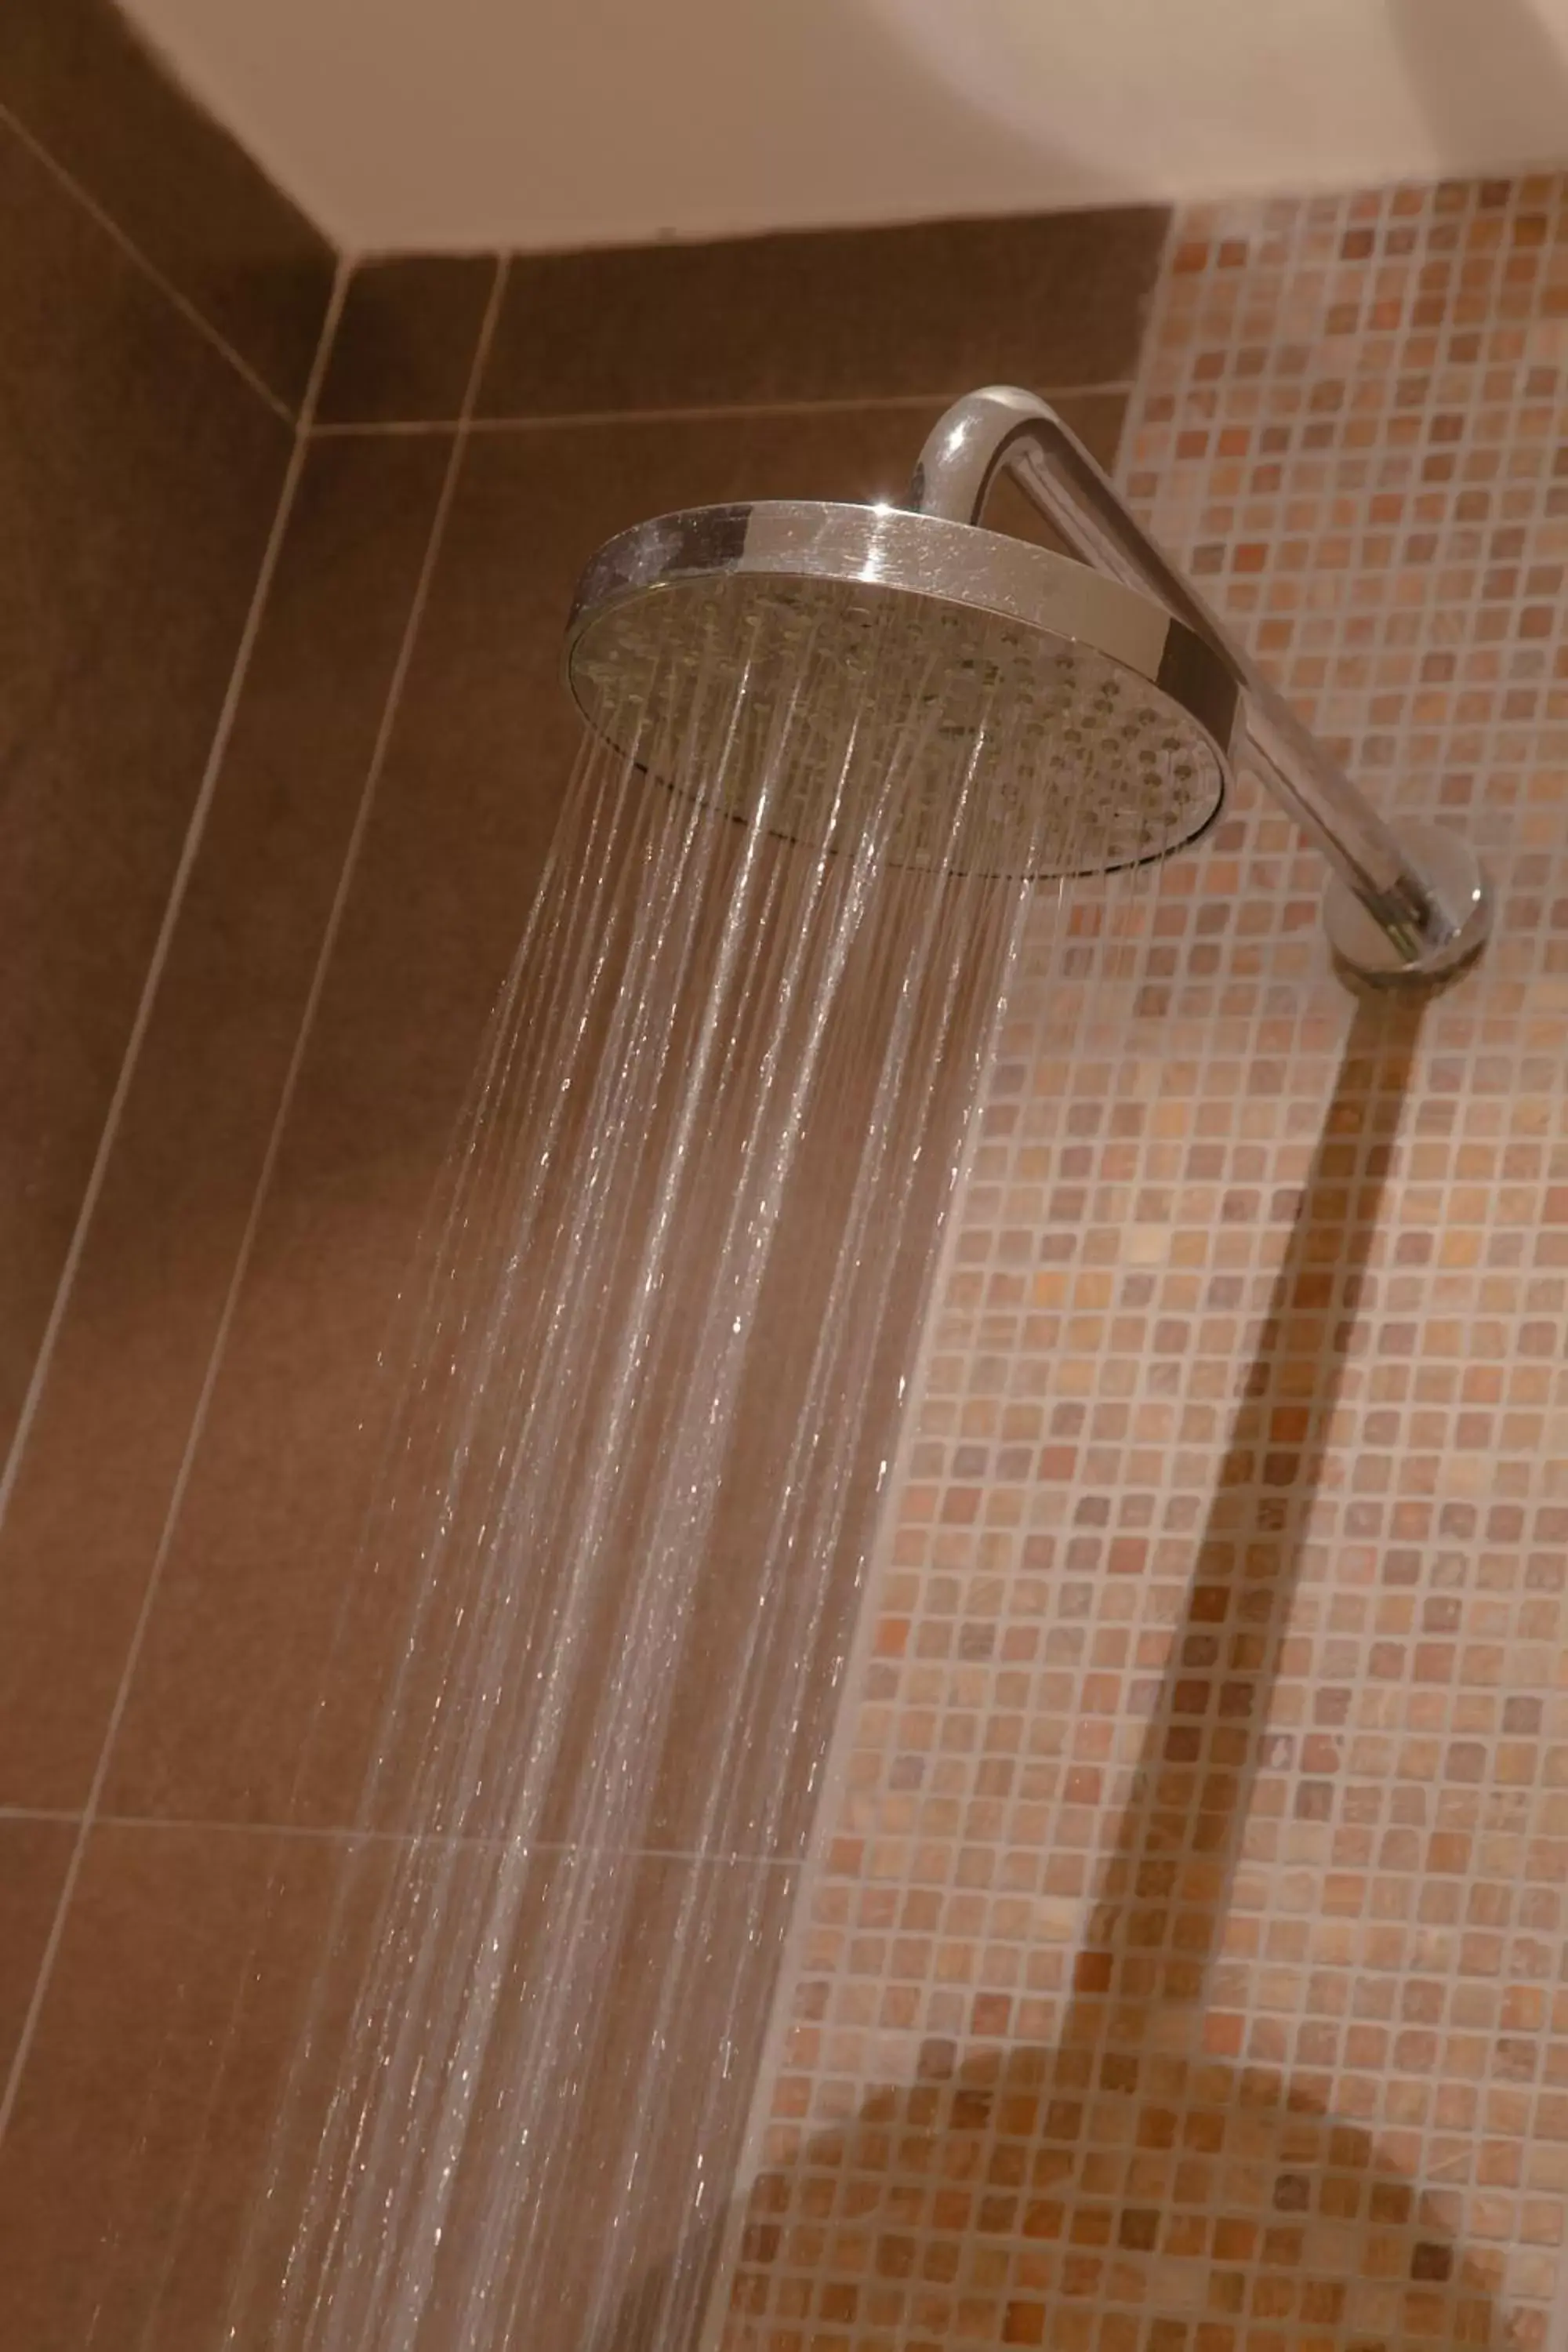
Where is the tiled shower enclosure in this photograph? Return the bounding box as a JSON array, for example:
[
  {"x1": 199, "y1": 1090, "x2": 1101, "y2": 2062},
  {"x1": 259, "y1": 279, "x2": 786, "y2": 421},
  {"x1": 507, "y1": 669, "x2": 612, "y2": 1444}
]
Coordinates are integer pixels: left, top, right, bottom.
[{"x1": 1, "y1": 4, "x2": 1567, "y2": 2344}]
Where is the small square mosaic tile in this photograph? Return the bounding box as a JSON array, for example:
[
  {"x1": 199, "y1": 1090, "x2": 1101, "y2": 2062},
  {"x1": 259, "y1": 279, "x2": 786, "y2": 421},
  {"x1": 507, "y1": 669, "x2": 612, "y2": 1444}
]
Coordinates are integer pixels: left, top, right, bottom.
[{"x1": 719, "y1": 176, "x2": 1568, "y2": 2352}]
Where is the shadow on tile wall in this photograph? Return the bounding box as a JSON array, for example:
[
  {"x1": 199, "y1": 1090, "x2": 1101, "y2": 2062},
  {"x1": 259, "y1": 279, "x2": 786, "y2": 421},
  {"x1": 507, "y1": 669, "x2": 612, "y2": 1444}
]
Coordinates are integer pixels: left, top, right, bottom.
[
  {"x1": 722, "y1": 168, "x2": 1568, "y2": 2352},
  {"x1": 625, "y1": 1000, "x2": 1519, "y2": 2347}
]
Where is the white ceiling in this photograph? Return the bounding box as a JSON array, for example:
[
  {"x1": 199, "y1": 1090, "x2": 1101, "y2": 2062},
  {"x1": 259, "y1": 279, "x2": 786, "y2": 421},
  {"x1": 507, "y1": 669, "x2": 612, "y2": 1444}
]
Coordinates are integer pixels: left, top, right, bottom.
[{"x1": 122, "y1": 0, "x2": 1568, "y2": 255}]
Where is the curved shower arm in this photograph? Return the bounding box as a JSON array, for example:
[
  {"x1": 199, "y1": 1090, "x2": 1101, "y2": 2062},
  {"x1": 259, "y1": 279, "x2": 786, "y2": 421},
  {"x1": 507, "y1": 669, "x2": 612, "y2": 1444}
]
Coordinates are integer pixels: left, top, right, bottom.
[{"x1": 908, "y1": 386, "x2": 1490, "y2": 982}]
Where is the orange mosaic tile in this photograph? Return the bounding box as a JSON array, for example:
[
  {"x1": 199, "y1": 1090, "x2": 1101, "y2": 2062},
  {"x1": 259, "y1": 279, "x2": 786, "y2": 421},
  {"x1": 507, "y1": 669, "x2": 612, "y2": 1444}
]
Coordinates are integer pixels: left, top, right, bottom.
[{"x1": 718, "y1": 177, "x2": 1568, "y2": 2352}]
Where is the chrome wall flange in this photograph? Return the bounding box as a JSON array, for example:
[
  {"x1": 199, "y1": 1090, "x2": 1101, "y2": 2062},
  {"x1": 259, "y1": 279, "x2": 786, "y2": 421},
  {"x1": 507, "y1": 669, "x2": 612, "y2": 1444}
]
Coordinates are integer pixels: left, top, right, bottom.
[{"x1": 1323, "y1": 818, "x2": 1493, "y2": 986}]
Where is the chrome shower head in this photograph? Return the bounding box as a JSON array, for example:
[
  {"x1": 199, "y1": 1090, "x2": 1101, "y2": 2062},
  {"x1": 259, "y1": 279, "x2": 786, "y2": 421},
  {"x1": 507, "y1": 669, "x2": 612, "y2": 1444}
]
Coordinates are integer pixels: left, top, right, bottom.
[
  {"x1": 566, "y1": 381, "x2": 1492, "y2": 976},
  {"x1": 566, "y1": 499, "x2": 1241, "y2": 880}
]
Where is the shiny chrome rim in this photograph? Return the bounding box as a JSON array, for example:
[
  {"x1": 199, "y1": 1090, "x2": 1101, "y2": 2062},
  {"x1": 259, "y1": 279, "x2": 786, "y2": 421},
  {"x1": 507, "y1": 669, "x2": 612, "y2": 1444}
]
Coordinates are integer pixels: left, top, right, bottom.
[{"x1": 566, "y1": 500, "x2": 1244, "y2": 771}]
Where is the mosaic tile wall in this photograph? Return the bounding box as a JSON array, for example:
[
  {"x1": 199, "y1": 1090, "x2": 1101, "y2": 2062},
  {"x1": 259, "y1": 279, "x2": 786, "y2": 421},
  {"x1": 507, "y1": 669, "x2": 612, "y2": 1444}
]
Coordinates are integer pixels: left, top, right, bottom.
[{"x1": 720, "y1": 177, "x2": 1568, "y2": 2352}]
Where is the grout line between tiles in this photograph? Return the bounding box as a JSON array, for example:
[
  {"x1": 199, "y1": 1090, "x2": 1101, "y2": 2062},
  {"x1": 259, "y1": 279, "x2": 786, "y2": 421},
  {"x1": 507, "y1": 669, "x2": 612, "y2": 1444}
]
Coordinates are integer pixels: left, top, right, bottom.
[
  {"x1": 0, "y1": 1807, "x2": 800, "y2": 1866},
  {"x1": 307, "y1": 381, "x2": 1137, "y2": 440},
  {"x1": 0, "y1": 94, "x2": 304, "y2": 425},
  {"x1": 0, "y1": 253, "x2": 359, "y2": 2149}
]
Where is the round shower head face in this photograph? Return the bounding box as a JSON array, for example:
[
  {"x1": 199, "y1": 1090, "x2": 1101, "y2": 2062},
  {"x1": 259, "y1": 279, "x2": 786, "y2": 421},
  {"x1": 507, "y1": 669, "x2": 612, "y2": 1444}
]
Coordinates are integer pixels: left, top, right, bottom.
[{"x1": 566, "y1": 503, "x2": 1240, "y2": 881}]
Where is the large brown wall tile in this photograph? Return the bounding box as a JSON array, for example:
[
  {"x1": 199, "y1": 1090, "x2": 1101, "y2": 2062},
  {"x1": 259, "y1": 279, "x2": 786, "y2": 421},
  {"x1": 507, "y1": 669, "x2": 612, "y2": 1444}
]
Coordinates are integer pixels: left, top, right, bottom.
[
  {"x1": 0, "y1": 114, "x2": 289, "y2": 1472},
  {"x1": 0, "y1": 1826, "x2": 788, "y2": 2348},
  {"x1": 318, "y1": 255, "x2": 501, "y2": 425},
  {"x1": 103, "y1": 390, "x2": 1128, "y2": 1838},
  {"x1": 0, "y1": 1820, "x2": 73, "y2": 2085},
  {"x1": 481, "y1": 209, "x2": 1167, "y2": 417},
  {"x1": 0, "y1": 0, "x2": 334, "y2": 409},
  {"x1": 0, "y1": 1823, "x2": 369, "y2": 2351},
  {"x1": 0, "y1": 434, "x2": 452, "y2": 1811}
]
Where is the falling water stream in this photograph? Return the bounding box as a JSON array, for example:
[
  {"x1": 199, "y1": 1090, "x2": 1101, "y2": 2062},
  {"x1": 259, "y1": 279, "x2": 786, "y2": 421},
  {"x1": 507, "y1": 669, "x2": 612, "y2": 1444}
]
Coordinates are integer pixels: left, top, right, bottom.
[{"x1": 205, "y1": 590, "x2": 1191, "y2": 2349}]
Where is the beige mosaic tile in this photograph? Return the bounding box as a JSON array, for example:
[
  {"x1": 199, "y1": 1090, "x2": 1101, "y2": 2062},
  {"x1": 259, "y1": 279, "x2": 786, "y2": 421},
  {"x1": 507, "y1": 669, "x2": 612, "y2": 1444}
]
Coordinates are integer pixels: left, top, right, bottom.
[{"x1": 721, "y1": 176, "x2": 1568, "y2": 2352}]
